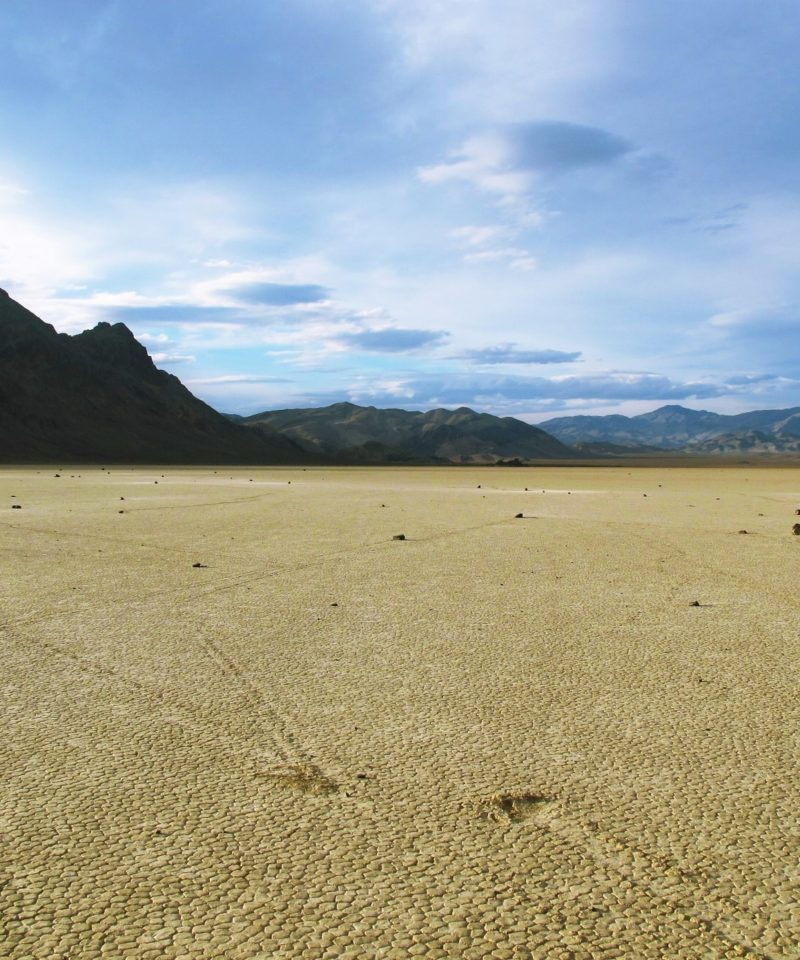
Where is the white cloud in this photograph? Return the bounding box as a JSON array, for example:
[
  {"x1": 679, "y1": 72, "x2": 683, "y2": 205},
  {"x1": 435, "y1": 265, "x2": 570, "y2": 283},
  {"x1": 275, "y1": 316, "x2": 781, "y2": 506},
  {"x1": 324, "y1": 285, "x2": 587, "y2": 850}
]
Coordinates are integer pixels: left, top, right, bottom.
[
  {"x1": 463, "y1": 247, "x2": 537, "y2": 271},
  {"x1": 449, "y1": 224, "x2": 514, "y2": 247},
  {"x1": 366, "y1": 0, "x2": 618, "y2": 122},
  {"x1": 0, "y1": 171, "x2": 101, "y2": 306},
  {"x1": 151, "y1": 353, "x2": 195, "y2": 365},
  {"x1": 185, "y1": 374, "x2": 292, "y2": 386},
  {"x1": 418, "y1": 133, "x2": 533, "y2": 199}
]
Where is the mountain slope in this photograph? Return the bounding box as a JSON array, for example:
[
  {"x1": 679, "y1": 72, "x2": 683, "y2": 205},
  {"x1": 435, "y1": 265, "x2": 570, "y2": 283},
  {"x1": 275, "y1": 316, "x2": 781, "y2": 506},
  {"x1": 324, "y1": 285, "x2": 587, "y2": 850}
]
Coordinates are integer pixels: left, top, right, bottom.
[
  {"x1": 0, "y1": 289, "x2": 314, "y2": 463},
  {"x1": 540, "y1": 404, "x2": 800, "y2": 450},
  {"x1": 240, "y1": 402, "x2": 574, "y2": 462}
]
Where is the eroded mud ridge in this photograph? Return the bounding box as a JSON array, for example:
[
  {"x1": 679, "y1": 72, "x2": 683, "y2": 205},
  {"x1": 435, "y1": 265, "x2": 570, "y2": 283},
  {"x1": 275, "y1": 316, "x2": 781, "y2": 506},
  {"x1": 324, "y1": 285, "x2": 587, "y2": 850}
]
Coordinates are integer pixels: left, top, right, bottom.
[{"x1": 2, "y1": 465, "x2": 798, "y2": 958}]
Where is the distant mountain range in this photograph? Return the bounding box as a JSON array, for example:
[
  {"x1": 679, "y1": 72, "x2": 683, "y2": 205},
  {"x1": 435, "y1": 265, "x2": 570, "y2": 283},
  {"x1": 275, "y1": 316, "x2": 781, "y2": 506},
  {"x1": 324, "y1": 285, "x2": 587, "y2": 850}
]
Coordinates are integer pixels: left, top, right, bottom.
[
  {"x1": 3, "y1": 289, "x2": 800, "y2": 463},
  {"x1": 237, "y1": 402, "x2": 573, "y2": 463},
  {"x1": 0, "y1": 290, "x2": 313, "y2": 463},
  {"x1": 540, "y1": 404, "x2": 800, "y2": 452}
]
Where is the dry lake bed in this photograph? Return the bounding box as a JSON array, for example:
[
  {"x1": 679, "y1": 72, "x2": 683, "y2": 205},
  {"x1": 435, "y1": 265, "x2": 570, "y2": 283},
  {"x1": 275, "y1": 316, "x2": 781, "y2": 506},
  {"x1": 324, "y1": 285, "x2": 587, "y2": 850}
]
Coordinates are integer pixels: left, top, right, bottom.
[{"x1": 1, "y1": 465, "x2": 799, "y2": 959}]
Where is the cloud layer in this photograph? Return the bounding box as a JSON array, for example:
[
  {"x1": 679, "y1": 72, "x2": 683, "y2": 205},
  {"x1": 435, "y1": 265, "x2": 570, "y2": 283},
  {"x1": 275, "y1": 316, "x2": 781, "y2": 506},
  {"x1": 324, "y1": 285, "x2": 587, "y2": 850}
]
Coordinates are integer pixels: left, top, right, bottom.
[{"x1": 2, "y1": 1, "x2": 800, "y2": 416}]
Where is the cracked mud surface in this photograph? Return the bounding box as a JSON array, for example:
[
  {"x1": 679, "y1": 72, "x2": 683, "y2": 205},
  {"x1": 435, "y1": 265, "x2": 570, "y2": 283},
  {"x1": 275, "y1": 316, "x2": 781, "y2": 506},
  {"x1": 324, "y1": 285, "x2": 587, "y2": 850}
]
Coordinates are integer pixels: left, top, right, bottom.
[{"x1": 1, "y1": 465, "x2": 799, "y2": 959}]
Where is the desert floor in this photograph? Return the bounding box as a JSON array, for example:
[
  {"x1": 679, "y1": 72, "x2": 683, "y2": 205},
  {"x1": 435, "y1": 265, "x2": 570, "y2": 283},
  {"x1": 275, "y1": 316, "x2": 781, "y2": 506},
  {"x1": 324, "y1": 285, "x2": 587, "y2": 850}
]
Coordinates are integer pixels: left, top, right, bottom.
[{"x1": 1, "y1": 464, "x2": 799, "y2": 960}]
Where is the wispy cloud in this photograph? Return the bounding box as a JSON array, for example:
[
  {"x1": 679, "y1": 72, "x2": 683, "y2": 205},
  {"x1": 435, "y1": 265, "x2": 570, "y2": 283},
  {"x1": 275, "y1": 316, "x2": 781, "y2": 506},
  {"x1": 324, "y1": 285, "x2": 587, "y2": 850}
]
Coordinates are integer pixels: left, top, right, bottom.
[
  {"x1": 335, "y1": 326, "x2": 448, "y2": 352},
  {"x1": 151, "y1": 353, "x2": 196, "y2": 365},
  {"x1": 109, "y1": 304, "x2": 246, "y2": 325},
  {"x1": 449, "y1": 224, "x2": 515, "y2": 246},
  {"x1": 185, "y1": 374, "x2": 294, "y2": 386},
  {"x1": 223, "y1": 282, "x2": 331, "y2": 306},
  {"x1": 303, "y1": 371, "x2": 728, "y2": 410},
  {"x1": 456, "y1": 344, "x2": 581, "y2": 364},
  {"x1": 508, "y1": 121, "x2": 634, "y2": 172},
  {"x1": 419, "y1": 121, "x2": 637, "y2": 199},
  {"x1": 418, "y1": 133, "x2": 533, "y2": 197},
  {"x1": 462, "y1": 247, "x2": 537, "y2": 270}
]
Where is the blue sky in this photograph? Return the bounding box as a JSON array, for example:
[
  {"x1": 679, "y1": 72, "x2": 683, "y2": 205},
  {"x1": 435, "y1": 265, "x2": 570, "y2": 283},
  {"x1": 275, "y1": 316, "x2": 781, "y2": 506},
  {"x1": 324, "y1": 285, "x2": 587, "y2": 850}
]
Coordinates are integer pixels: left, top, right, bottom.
[{"x1": 2, "y1": 0, "x2": 800, "y2": 419}]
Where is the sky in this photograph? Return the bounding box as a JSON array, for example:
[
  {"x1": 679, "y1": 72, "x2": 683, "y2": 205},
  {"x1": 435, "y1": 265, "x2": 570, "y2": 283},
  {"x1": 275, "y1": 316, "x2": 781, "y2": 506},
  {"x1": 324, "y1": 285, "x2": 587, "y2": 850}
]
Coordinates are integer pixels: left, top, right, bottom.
[{"x1": 2, "y1": 0, "x2": 800, "y2": 420}]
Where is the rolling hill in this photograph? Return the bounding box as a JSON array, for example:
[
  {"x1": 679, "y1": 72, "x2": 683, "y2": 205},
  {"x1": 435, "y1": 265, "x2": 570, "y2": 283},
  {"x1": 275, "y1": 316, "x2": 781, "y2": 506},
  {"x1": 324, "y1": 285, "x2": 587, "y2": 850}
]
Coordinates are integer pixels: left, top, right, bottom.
[{"x1": 239, "y1": 402, "x2": 574, "y2": 463}]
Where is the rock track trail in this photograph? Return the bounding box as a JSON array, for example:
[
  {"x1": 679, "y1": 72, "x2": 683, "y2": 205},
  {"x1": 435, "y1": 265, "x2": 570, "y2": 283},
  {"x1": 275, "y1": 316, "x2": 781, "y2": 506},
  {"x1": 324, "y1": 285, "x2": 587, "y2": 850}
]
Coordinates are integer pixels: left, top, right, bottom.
[{"x1": 1, "y1": 466, "x2": 798, "y2": 959}]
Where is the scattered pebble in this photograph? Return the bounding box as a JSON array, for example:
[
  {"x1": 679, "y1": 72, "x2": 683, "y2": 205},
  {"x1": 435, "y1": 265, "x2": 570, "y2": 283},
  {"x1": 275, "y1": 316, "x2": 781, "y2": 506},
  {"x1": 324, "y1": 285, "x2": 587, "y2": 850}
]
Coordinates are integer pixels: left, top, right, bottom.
[
  {"x1": 118, "y1": 510, "x2": 125, "y2": 514},
  {"x1": 192, "y1": 562, "x2": 208, "y2": 568},
  {"x1": 11, "y1": 504, "x2": 21, "y2": 510},
  {"x1": 392, "y1": 534, "x2": 406, "y2": 541},
  {"x1": 793, "y1": 524, "x2": 800, "y2": 536},
  {"x1": 515, "y1": 513, "x2": 524, "y2": 519},
  {"x1": 330, "y1": 602, "x2": 338, "y2": 607},
  {"x1": 738, "y1": 529, "x2": 748, "y2": 534},
  {"x1": 689, "y1": 600, "x2": 701, "y2": 607}
]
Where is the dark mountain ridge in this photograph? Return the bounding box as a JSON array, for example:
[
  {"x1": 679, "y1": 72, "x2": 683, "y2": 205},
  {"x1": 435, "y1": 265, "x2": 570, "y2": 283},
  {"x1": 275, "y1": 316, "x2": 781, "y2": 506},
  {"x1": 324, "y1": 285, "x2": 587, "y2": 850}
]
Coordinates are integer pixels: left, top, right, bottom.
[
  {"x1": 239, "y1": 401, "x2": 574, "y2": 463},
  {"x1": 0, "y1": 290, "x2": 314, "y2": 464}
]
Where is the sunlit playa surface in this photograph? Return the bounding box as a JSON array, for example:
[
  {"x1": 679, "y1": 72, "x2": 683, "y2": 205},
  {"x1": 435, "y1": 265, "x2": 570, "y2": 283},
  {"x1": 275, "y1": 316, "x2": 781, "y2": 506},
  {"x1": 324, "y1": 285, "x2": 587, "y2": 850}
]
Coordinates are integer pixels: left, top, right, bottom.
[{"x1": 2, "y1": 465, "x2": 798, "y2": 959}]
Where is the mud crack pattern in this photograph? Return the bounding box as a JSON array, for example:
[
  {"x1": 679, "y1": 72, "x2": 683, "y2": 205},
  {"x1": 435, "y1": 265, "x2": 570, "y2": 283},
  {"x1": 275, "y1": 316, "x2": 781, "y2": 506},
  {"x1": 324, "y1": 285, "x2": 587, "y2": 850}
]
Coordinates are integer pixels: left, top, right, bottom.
[{"x1": 1, "y1": 465, "x2": 798, "y2": 959}]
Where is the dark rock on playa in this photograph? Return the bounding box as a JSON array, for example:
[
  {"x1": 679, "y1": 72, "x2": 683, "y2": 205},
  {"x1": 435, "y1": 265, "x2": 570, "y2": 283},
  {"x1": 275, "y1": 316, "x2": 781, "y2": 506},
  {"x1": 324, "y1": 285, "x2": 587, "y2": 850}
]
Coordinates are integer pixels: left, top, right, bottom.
[{"x1": 392, "y1": 534, "x2": 406, "y2": 541}]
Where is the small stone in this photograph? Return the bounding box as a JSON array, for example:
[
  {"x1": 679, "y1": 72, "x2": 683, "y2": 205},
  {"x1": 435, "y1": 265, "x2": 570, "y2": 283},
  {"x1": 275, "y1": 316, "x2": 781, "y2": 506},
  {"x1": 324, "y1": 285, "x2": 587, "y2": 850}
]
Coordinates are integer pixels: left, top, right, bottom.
[
  {"x1": 392, "y1": 534, "x2": 406, "y2": 541},
  {"x1": 689, "y1": 600, "x2": 701, "y2": 607},
  {"x1": 793, "y1": 523, "x2": 800, "y2": 536},
  {"x1": 11, "y1": 504, "x2": 21, "y2": 509},
  {"x1": 738, "y1": 529, "x2": 748, "y2": 534},
  {"x1": 515, "y1": 513, "x2": 524, "y2": 519},
  {"x1": 192, "y1": 562, "x2": 208, "y2": 568}
]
